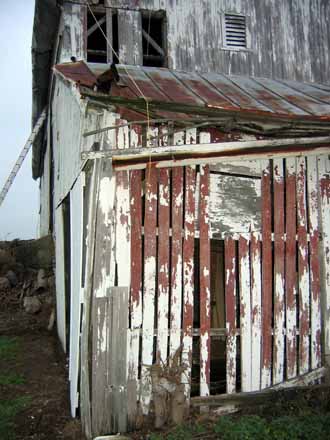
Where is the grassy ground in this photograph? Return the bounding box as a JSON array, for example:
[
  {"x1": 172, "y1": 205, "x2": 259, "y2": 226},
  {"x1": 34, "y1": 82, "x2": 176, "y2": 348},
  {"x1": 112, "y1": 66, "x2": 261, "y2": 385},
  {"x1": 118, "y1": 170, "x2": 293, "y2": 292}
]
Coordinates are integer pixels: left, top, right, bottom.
[
  {"x1": 0, "y1": 337, "x2": 30, "y2": 440},
  {"x1": 148, "y1": 413, "x2": 330, "y2": 440}
]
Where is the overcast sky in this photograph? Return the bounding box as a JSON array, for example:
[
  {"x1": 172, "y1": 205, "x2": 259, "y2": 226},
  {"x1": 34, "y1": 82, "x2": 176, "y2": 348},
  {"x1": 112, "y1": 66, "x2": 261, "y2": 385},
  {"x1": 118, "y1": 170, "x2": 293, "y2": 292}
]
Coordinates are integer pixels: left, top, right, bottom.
[{"x1": 0, "y1": 1, "x2": 38, "y2": 240}]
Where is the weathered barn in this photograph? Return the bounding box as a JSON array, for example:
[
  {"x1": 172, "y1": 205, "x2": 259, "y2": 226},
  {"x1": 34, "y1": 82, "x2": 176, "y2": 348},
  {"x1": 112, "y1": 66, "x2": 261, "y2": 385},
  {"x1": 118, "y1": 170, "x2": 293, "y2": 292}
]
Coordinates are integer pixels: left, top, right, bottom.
[{"x1": 32, "y1": 0, "x2": 330, "y2": 438}]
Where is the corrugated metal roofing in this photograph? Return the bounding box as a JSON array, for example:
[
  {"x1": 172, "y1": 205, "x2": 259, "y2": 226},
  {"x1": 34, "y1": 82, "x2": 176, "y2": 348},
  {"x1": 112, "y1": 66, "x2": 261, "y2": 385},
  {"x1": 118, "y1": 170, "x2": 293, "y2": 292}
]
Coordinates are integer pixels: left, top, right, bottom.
[{"x1": 54, "y1": 61, "x2": 330, "y2": 122}]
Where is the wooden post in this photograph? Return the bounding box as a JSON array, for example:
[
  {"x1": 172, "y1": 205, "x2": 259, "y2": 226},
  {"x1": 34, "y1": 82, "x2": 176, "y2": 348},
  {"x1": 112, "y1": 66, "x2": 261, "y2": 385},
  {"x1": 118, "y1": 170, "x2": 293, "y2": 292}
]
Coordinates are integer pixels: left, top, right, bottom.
[
  {"x1": 225, "y1": 238, "x2": 237, "y2": 394},
  {"x1": 296, "y1": 157, "x2": 310, "y2": 374},
  {"x1": 285, "y1": 157, "x2": 297, "y2": 379},
  {"x1": 273, "y1": 159, "x2": 285, "y2": 384},
  {"x1": 199, "y1": 164, "x2": 211, "y2": 397},
  {"x1": 182, "y1": 165, "x2": 196, "y2": 400},
  {"x1": 261, "y1": 161, "x2": 272, "y2": 388}
]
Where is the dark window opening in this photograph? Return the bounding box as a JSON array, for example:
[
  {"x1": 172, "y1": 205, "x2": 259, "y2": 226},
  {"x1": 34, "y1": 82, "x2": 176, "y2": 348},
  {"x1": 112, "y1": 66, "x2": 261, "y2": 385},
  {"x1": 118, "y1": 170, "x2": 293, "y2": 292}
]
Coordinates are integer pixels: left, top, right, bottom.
[
  {"x1": 87, "y1": 8, "x2": 119, "y2": 64},
  {"x1": 87, "y1": 10, "x2": 107, "y2": 63},
  {"x1": 142, "y1": 11, "x2": 166, "y2": 67}
]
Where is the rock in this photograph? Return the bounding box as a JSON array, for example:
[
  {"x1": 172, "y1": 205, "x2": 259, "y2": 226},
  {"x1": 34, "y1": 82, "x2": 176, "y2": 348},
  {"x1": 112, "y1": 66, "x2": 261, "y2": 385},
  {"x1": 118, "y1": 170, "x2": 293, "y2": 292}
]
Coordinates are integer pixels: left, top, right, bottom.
[
  {"x1": 0, "y1": 277, "x2": 11, "y2": 290},
  {"x1": 23, "y1": 296, "x2": 41, "y2": 314},
  {"x1": 36, "y1": 269, "x2": 48, "y2": 290},
  {"x1": 6, "y1": 270, "x2": 18, "y2": 287},
  {"x1": 0, "y1": 248, "x2": 15, "y2": 266}
]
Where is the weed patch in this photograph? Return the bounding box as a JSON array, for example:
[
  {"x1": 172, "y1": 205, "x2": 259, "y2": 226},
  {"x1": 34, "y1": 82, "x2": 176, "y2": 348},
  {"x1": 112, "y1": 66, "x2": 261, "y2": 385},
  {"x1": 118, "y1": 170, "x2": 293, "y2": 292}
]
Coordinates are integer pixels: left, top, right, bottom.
[
  {"x1": 0, "y1": 337, "x2": 19, "y2": 360},
  {"x1": 0, "y1": 373, "x2": 25, "y2": 385},
  {"x1": 0, "y1": 396, "x2": 31, "y2": 440}
]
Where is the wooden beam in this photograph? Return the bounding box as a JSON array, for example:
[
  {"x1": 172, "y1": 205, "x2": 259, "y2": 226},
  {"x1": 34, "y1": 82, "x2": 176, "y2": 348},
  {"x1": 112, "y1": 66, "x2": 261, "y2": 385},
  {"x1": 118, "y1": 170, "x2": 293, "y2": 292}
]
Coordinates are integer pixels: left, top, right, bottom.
[
  {"x1": 191, "y1": 367, "x2": 327, "y2": 407},
  {"x1": 142, "y1": 29, "x2": 165, "y2": 56},
  {"x1": 81, "y1": 136, "x2": 330, "y2": 168},
  {"x1": 87, "y1": 15, "x2": 106, "y2": 37}
]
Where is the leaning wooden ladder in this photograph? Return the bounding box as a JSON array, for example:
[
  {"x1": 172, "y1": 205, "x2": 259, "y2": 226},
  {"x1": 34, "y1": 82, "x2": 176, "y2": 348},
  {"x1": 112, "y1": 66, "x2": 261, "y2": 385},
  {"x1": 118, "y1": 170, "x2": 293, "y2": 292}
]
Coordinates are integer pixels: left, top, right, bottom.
[{"x1": 0, "y1": 108, "x2": 47, "y2": 207}]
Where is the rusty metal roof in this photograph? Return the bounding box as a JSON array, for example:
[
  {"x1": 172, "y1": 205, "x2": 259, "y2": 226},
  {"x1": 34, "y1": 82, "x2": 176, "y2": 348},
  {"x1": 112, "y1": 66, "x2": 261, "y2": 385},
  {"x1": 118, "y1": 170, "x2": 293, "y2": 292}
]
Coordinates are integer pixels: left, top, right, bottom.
[{"x1": 54, "y1": 61, "x2": 330, "y2": 123}]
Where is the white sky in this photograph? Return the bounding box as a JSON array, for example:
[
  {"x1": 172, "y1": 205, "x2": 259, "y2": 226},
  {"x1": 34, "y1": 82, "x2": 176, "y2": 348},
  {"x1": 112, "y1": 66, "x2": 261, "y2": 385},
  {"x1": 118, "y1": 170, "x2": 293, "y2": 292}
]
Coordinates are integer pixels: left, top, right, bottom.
[{"x1": 0, "y1": 1, "x2": 38, "y2": 240}]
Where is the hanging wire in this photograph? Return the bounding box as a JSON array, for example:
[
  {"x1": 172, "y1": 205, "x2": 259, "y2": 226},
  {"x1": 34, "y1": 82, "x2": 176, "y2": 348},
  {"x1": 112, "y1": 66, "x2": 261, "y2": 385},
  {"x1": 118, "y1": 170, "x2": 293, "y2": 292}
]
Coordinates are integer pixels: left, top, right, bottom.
[{"x1": 86, "y1": 1, "x2": 154, "y2": 179}]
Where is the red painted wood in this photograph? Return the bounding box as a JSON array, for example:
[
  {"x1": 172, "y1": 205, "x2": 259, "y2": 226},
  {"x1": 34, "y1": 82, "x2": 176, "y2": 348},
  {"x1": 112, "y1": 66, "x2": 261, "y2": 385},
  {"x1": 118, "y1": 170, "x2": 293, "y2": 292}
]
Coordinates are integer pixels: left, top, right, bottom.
[
  {"x1": 225, "y1": 237, "x2": 237, "y2": 393},
  {"x1": 157, "y1": 168, "x2": 170, "y2": 362},
  {"x1": 261, "y1": 161, "x2": 272, "y2": 388},
  {"x1": 130, "y1": 170, "x2": 142, "y2": 326},
  {"x1": 250, "y1": 232, "x2": 261, "y2": 391},
  {"x1": 307, "y1": 157, "x2": 321, "y2": 369},
  {"x1": 141, "y1": 165, "x2": 158, "y2": 414},
  {"x1": 296, "y1": 158, "x2": 310, "y2": 374},
  {"x1": 182, "y1": 165, "x2": 196, "y2": 397},
  {"x1": 273, "y1": 160, "x2": 285, "y2": 384},
  {"x1": 199, "y1": 165, "x2": 211, "y2": 396},
  {"x1": 170, "y1": 167, "x2": 184, "y2": 355},
  {"x1": 310, "y1": 231, "x2": 321, "y2": 366},
  {"x1": 285, "y1": 158, "x2": 297, "y2": 379}
]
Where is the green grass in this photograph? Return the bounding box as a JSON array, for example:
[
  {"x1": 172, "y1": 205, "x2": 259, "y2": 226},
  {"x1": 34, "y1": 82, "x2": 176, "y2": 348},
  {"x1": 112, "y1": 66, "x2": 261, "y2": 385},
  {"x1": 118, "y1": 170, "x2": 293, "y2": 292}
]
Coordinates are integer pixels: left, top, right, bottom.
[
  {"x1": 0, "y1": 337, "x2": 19, "y2": 360},
  {"x1": 149, "y1": 414, "x2": 330, "y2": 440},
  {"x1": 0, "y1": 336, "x2": 28, "y2": 439},
  {"x1": 0, "y1": 396, "x2": 31, "y2": 440},
  {"x1": 0, "y1": 373, "x2": 25, "y2": 385}
]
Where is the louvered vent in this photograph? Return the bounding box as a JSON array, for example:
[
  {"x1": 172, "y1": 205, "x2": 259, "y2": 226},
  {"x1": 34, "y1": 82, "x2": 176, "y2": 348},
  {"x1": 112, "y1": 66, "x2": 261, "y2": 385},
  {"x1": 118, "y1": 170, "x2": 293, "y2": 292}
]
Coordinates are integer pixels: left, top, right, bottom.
[{"x1": 224, "y1": 14, "x2": 247, "y2": 49}]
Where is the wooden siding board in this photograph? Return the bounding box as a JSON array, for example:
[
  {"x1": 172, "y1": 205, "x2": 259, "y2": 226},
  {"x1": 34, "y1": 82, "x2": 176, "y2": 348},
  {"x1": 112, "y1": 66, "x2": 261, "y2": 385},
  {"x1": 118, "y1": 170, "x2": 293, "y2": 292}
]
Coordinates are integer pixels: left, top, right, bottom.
[
  {"x1": 91, "y1": 159, "x2": 115, "y2": 436},
  {"x1": 118, "y1": 10, "x2": 143, "y2": 65},
  {"x1": 307, "y1": 156, "x2": 322, "y2": 369},
  {"x1": 55, "y1": 205, "x2": 66, "y2": 352},
  {"x1": 239, "y1": 236, "x2": 252, "y2": 392},
  {"x1": 296, "y1": 157, "x2": 310, "y2": 375},
  {"x1": 109, "y1": 287, "x2": 129, "y2": 433},
  {"x1": 251, "y1": 232, "x2": 261, "y2": 391},
  {"x1": 199, "y1": 164, "x2": 211, "y2": 397},
  {"x1": 91, "y1": 297, "x2": 110, "y2": 436},
  {"x1": 69, "y1": 175, "x2": 84, "y2": 416},
  {"x1": 141, "y1": 166, "x2": 157, "y2": 415},
  {"x1": 170, "y1": 167, "x2": 184, "y2": 356},
  {"x1": 285, "y1": 157, "x2": 297, "y2": 379},
  {"x1": 157, "y1": 168, "x2": 170, "y2": 362},
  {"x1": 273, "y1": 159, "x2": 285, "y2": 385},
  {"x1": 182, "y1": 165, "x2": 196, "y2": 400},
  {"x1": 128, "y1": 169, "x2": 143, "y2": 427},
  {"x1": 319, "y1": 156, "x2": 330, "y2": 363},
  {"x1": 225, "y1": 238, "x2": 237, "y2": 394},
  {"x1": 261, "y1": 160, "x2": 272, "y2": 388}
]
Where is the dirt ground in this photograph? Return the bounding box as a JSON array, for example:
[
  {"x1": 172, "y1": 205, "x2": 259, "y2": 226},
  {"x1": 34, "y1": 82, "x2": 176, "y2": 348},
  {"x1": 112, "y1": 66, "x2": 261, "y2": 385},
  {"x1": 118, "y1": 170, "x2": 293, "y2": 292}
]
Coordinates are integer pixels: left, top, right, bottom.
[{"x1": 0, "y1": 305, "x2": 84, "y2": 440}]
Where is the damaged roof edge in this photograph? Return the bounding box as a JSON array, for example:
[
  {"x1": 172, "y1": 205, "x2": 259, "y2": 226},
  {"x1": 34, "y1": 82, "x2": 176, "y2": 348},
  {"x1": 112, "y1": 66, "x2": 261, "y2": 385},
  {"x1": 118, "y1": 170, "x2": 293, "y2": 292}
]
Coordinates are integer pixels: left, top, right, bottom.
[{"x1": 32, "y1": 0, "x2": 61, "y2": 180}]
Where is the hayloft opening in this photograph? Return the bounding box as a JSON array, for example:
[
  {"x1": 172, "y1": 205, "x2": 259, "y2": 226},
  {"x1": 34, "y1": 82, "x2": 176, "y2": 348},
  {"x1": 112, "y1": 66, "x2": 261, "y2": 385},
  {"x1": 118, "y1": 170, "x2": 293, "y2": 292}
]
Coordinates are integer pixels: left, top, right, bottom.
[
  {"x1": 142, "y1": 11, "x2": 167, "y2": 67},
  {"x1": 87, "y1": 9, "x2": 107, "y2": 63}
]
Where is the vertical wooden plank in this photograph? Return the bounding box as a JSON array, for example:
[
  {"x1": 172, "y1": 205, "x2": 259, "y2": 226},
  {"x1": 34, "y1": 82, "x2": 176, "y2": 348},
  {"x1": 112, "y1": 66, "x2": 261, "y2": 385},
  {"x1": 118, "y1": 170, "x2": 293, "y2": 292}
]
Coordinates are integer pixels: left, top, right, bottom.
[
  {"x1": 61, "y1": 3, "x2": 86, "y2": 62},
  {"x1": 141, "y1": 166, "x2": 157, "y2": 415},
  {"x1": 92, "y1": 297, "x2": 110, "y2": 436},
  {"x1": 318, "y1": 156, "x2": 330, "y2": 366},
  {"x1": 109, "y1": 287, "x2": 129, "y2": 434},
  {"x1": 285, "y1": 157, "x2": 298, "y2": 379},
  {"x1": 296, "y1": 157, "x2": 310, "y2": 375},
  {"x1": 116, "y1": 170, "x2": 131, "y2": 286},
  {"x1": 261, "y1": 160, "x2": 272, "y2": 389},
  {"x1": 91, "y1": 159, "x2": 115, "y2": 436},
  {"x1": 199, "y1": 164, "x2": 211, "y2": 397},
  {"x1": 128, "y1": 169, "x2": 142, "y2": 427},
  {"x1": 250, "y1": 232, "x2": 261, "y2": 391},
  {"x1": 118, "y1": 10, "x2": 143, "y2": 65},
  {"x1": 69, "y1": 174, "x2": 84, "y2": 416},
  {"x1": 106, "y1": 8, "x2": 114, "y2": 64},
  {"x1": 239, "y1": 236, "x2": 252, "y2": 392},
  {"x1": 273, "y1": 159, "x2": 285, "y2": 384},
  {"x1": 170, "y1": 167, "x2": 184, "y2": 356},
  {"x1": 225, "y1": 238, "x2": 237, "y2": 394},
  {"x1": 80, "y1": 160, "x2": 101, "y2": 440},
  {"x1": 307, "y1": 156, "x2": 322, "y2": 370},
  {"x1": 182, "y1": 165, "x2": 196, "y2": 400},
  {"x1": 55, "y1": 205, "x2": 66, "y2": 352},
  {"x1": 157, "y1": 168, "x2": 170, "y2": 362}
]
